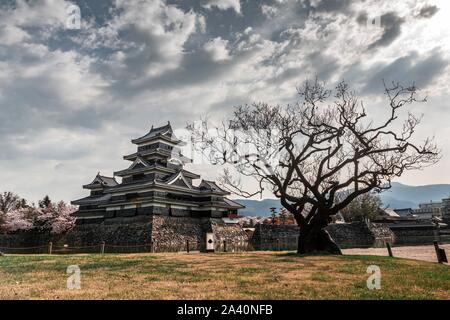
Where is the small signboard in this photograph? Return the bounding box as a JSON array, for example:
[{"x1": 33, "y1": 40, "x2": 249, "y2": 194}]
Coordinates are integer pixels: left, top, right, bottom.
[{"x1": 206, "y1": 233, "x2": 214, "y2": 252}]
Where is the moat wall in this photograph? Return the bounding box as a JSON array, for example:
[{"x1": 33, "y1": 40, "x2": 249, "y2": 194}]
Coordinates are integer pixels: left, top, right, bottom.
[
  {"x1": 0, "y1": 218, "x2": 444, "y2": 253},
  {"x1": 251, "y1": 222, "x2": 395, "y2": 250},
  {"x1": 327, "y1": 222, "x2": 394, "y2": 248},
  {"x1": 0, "y1": 215, "x2": 250, "y2": 253}
]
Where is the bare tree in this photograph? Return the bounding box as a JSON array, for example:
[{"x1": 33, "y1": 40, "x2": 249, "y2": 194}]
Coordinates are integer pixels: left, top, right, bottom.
[{"x1": 188, "y1": 79, "x2": 440, "y2": 254}]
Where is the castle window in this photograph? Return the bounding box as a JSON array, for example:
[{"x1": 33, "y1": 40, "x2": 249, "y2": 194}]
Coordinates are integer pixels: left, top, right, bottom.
[
  {"x1": 132, "y1": 173, "x2": 145, "y2": 181},
  {"x1": 126, "y1": 193, "x2": 139, "y2": 201}
]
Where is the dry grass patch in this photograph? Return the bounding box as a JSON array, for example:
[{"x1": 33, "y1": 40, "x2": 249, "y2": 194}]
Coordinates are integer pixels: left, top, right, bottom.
[{"x1": 0, "y1": 252, "x2": 448, "y2": 299}]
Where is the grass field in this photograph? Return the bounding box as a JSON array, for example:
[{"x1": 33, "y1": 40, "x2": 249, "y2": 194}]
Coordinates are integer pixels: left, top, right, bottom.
[{"x1": 0, "y1": 251, "x2": 449, "y2": 299}]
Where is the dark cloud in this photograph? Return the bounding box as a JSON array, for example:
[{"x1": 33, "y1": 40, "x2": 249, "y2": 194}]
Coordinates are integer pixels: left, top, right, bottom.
[
  {"x1": 367, "y1": 12, "x2": 404, "y2": 50},
  {"x1": 267, "y1": 51, "x2": 339, "y2": 86},
  {"x1": 0, "y1": 138, "x2": 91, "y2": 161},
  {"x1": 307, "y1": 51, "x2": 340, "y2": 80},
  {"x1": 167, "y1": 0, "x2": 268, "y2": 40},
  {"x1": 356, "y1": 11, "x2": 368, "y2": 25},
  {"x1": 102, "y1": 49, "x2": 234, "y2": 97},
  {"x1": 309, "y1": 0, "x2": 352, "y2": 13},
  {"x1": 417, "y1": 5, "x2": 439, "y2": 19},
  {"x1": 363, "y1": 50, "x2": 449, "y2": 94},
  {"x1": 0, "y1": 73, "x2": 116, "y2": 137}
]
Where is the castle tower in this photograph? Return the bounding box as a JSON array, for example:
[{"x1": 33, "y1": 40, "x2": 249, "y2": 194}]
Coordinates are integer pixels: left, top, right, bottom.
[{"x1": 72, "y1": 122, "x2": 244, "y2": 223}]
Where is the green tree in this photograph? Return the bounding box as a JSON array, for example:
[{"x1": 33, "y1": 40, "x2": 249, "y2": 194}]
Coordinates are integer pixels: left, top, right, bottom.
[
  {"x1": 18, "y1": 198, "x2": 28, "y2": 209},
  {"x1": 279, "y1": 208, "x2": 291, "y2": 225},
  {"x1": 339, "y1": 193, "x2": 382, "y2": 222},
  {"x1": 38, "y1": 195, "x2": 52, "y2": 208},
  {"x1": 270, "y1": 207, "x2": 277, "y2": 224}
]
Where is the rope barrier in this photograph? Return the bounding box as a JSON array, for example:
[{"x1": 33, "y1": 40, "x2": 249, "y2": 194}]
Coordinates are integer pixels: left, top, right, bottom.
[
  {"x1": 53, "y1": 245, "x2": 100, "y2": 249},
  {"x1": 104, "y1": 244, "x2": 152, "y2": 248},
  {"x1": 0, "y1": 245, "x2": 48, "y2": 250}
]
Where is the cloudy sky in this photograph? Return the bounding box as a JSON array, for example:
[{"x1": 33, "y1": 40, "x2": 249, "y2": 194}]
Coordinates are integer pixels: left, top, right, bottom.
[{"x1": 0, "y1": 0, "x2": 449, "y2": 203}]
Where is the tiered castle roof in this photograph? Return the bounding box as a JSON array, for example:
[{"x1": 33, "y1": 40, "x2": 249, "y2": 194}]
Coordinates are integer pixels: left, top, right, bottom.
[{"x1": 72, "y1": 122, "x2": 244, "y2": 222}]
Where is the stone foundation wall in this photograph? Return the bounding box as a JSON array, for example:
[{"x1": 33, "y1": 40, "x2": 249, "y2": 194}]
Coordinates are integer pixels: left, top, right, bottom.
[
  {"x1": 251, "y1": 224, "x2": 299, "y2": 250},
  {"x1": 389, "y1": 226, "x2": 437, "y2": 245},
  {"x1": 150, "y1": 215, "x2": 207, "y2": 251},
  {"x1": 210, "y1": 220, "x2": 250, "y2": 252},
  {"x1": 65, "y1": 215, "x2": 154, "y2": 246},
  {"x1": 3, "y1": 217, "x2": 441, "y2": 253},
  {"x1": 250, "y1": 222, "x2": 395, "y2": 250},
  {"x1": 0, "y1": 215, "x2": 248, "y2": 253},
  {"x1": 326, "y1": 222, "x2": 394, "y2": 248},
  {"x1": 0, "y1": 215, "x2": 155, "y2": 253}
]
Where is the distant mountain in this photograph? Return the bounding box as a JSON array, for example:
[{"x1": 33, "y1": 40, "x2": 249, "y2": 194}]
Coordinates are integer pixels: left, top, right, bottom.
[
  {"x1": 379, "y1": 182, "x2": 450, "y2": 209},
  {"x1": 377, "y1": 195, "x2": 417, "y2": 210},
  {"x1": 235, "y1": 199, "x2": 283, "y2": 217},
  {"x1": 235, "y1": 182, "x2": 450, "y2": 216}
]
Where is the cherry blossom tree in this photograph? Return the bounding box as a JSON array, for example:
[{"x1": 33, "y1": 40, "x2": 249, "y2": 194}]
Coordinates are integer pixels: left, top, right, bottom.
[
  {"x1": 0, "y1": 196, "x2": 76, "y2": 234},
  {"x1": 37, "y1": 201, "x2": 76, "y2": 234},
  {"x1": 48, "y1": 201, "x2": 76, "y2": 234},
  {"x1": 2, "y1": 208, "x2": 34, "y2": 233}
]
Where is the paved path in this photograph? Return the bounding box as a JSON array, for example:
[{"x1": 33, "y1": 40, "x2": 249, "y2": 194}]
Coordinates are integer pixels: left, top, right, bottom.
[{"x1": 343, "y1": 244, "x2": 450, "y2": 265}]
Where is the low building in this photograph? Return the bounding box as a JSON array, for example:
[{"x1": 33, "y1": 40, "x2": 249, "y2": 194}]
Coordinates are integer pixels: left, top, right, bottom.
[
  {"x1": 378, "y1": 208, "x2": 400, "y2": 218},
  {"x1": 411, "y1": 201, "x2": 443, "y2": 220},
  {"x1": 392, "y1": 208, "x2": 414, "y2": 217},
  {"x1": 443, "y1": 196, "x2": 450, "y2": 225}
]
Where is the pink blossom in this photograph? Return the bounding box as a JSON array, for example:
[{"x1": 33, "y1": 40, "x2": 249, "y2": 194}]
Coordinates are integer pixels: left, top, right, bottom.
[
  {"x1": 0, "y1": 200, "x2": 76, "y2": 234},
  {"x1": 2, "y1": 208, "x2": 33, "y2": 232}
]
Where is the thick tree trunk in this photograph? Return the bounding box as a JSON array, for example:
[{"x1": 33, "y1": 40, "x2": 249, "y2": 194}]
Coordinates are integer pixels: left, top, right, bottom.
[
  {"x1": 296, "y1": 214, "x2": 342, "y2": 255},
  {"x1": 297, "y1": 226, "x2": 342, "y2": 255}
]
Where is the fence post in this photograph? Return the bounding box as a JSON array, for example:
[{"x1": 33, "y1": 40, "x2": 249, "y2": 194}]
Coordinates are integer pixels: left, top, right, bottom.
[
  {"x1": 48, "y1": 242, "x2": 53, "y2": 255},
  {"x1": 276, "y1": 239, "x2": 280, "y2": 251},
  {"x1": 386, "y1": 242, "x2": 393, "y2": 257},
  {"x1": 434, "y1": 241, "x2": 442, "y2": 263},
  {"x1": 101, "y1": 241, "x2": 105, "y2": 254},
  {"x1": 440, "y1": 249, "x2": 448, "y2": 263},
  {"x1": 186, "y1": 240, "x2": 190, "y2": 253},
  {"x1": 223, "y1": 240, "x2": 227, "y2": 253},
  {"x1": 433, "y1": 241, "x2": 448, "y2": 263}
]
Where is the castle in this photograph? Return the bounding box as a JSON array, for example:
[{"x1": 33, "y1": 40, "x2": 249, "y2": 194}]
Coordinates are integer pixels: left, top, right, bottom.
[
  {"x1": 69, "y1": 122, "x2": 248, "y2": 251},
  {"x1": 72, "y1": 122, "x2": 244, "y2": 222}
]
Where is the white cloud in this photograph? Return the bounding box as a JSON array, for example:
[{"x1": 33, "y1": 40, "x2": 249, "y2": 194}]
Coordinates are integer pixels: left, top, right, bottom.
[
  {"x1": 0, "y1": 25, "x2": 29, "y2": 44},
  {"x1": 101, "y1": 0, "x2": 201, "y2": 77},
  {"x1": 261, "y1": 4, "x2": 278, "y2": 18},
  {"x1": 203, "y1": 37, "x2": 230, "y2": 61},
  {"x1": 0, "y1": 0, "x2": 69, "y2": 42}
]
